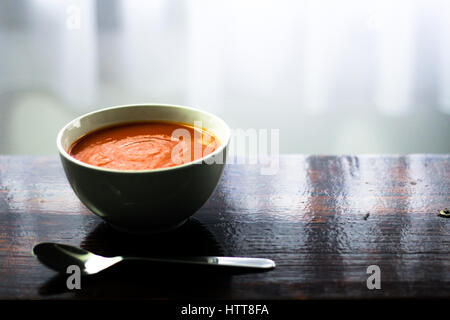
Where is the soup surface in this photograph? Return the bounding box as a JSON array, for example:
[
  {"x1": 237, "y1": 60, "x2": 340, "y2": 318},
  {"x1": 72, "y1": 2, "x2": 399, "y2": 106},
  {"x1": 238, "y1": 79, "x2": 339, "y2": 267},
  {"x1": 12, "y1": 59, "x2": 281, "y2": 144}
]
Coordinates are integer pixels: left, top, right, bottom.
[{"x1": 68, "y1": 121, "x2": 220, "y2": 170}]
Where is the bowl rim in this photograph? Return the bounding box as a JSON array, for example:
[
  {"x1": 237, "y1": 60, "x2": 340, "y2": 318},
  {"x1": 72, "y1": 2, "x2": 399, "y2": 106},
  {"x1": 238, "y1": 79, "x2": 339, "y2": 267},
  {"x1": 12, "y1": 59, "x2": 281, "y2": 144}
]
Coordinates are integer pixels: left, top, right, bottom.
[{"x1": 56, "y1": 103, "x2": 231, "y2": 174}]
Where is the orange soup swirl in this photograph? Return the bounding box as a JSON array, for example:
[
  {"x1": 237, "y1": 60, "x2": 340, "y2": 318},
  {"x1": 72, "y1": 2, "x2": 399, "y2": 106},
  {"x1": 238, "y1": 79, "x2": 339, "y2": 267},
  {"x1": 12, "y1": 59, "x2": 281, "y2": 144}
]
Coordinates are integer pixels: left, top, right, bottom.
[{"x1": 68, "y1": 121, "x2": 220, "y2": 170}]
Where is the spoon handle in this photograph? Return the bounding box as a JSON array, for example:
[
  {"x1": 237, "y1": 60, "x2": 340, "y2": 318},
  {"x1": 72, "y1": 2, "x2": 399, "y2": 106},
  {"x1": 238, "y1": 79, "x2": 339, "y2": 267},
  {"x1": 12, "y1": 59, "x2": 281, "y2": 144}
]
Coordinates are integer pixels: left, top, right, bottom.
[{"x1": 124, "y1": 256, "x2": 276, "y2": 269}]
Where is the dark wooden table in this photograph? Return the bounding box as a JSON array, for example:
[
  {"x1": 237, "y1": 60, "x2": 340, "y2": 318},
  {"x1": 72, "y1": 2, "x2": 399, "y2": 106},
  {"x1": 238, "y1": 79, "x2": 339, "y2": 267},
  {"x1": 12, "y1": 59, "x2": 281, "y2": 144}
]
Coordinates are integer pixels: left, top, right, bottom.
[{"x1": 0, "y1": 155, "x2": 449, "y2": 299}]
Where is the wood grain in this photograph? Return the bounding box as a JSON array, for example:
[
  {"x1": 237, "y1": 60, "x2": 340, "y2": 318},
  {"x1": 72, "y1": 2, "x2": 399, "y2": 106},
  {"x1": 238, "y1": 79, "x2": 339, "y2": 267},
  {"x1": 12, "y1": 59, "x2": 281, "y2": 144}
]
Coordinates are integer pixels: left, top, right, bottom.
[{"x1": 0, "y1": 155, "x2": 449, "y2": 299}]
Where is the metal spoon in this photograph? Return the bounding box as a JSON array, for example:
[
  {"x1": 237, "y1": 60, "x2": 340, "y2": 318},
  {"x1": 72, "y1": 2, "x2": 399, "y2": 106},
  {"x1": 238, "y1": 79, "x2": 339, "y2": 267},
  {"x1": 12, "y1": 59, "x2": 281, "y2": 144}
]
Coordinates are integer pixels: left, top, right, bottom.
[{"x1": 32, "y1": 242, "x2": 276, "y2": 275}]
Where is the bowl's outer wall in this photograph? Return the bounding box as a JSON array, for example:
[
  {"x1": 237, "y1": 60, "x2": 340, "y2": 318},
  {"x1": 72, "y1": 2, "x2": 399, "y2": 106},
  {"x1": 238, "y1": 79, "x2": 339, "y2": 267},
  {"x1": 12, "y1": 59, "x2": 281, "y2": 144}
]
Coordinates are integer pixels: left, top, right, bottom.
[
  {"x1": 58, "y1": 105, "x2": 230, "y2": 232},
  {"x1": 60, "y1": 148, "x2": 227, "y2": 231}
]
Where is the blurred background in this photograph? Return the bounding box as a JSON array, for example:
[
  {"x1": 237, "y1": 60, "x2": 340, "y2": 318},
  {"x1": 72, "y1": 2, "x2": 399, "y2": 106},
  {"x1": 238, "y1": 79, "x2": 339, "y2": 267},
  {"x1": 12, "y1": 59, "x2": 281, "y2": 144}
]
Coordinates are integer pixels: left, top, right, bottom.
[{"x1": 0, "y1": 0, "x2": 449, "y2": 155}]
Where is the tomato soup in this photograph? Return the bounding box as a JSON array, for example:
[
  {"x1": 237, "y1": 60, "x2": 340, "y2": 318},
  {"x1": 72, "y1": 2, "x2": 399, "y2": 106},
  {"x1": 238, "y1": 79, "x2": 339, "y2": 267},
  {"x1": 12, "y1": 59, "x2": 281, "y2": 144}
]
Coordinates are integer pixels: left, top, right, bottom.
[{"x1": 68, "y1": 121, "x2": 220, "y2": 170}]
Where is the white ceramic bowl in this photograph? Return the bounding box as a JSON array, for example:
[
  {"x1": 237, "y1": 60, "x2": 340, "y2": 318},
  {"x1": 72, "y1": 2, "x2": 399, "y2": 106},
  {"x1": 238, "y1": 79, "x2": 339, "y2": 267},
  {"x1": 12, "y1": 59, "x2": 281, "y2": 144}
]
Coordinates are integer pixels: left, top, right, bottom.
[{"x1": 57, "y1": 104, "x2": 230, "y2": 233}]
